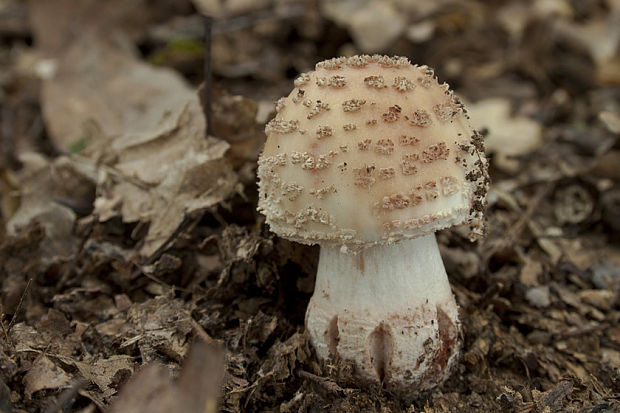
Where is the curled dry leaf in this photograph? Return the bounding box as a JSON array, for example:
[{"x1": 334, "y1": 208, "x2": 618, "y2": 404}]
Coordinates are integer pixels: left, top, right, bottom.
[
  {"x1": 90, "y1": 102, "x2": 237, "y2": 257},
  {"x1": 519, "y1": 256, "x2": 543, "y2": 286},
  {"x1": 34, "y1": 28, "x2": 196, "y2": 151},
  {"x1": 578, "y1": 289, "x2": 615, "y2": 311},
  {"x1": 467, "y1": 98, "x2": 542, "y2": 172},
  {"x1": 532, "y1": 380, "x2": 574, "y2": 413},
  {"x1": 554, "y1": 14, "x2": 620, "y2": 66},
  {"x1": 126, "y1": 295, "x2": 193, "y2": 362},
  {"x1": 29, "y1": 19, "x2": 237, "y2": 257},
  {"x1": 6, "y1": 153, "x2": 97, "y2": 261},
  {"x1": 322, "y1": 0, "x2": 405, "y2": 52}
]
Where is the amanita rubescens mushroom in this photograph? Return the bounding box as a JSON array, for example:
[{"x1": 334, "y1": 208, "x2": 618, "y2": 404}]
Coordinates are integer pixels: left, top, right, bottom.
[{"x1": 257, "y1": 55, "x2": 488, "y2": 394}]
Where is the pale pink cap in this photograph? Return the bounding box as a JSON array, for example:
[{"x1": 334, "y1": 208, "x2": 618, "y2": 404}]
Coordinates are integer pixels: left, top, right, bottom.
[{"x1": 258, "y1": 55, "x2": 488, "y2": 250}]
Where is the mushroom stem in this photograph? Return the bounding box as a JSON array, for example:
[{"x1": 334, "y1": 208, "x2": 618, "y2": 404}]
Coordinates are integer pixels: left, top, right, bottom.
[{"x1": 305, "y1": 234, "x2": 460, "y2": 393}]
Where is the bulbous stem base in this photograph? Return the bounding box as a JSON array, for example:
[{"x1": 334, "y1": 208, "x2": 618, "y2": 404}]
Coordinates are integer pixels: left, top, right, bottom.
[{"x1": 305, "y1": 234, "x2": 461, "y2": 394}]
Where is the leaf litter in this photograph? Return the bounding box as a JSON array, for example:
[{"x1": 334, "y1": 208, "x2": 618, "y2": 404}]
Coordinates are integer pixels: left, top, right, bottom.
[{"x1": 0, "y1": 0, "x2": 619, "y2": 412}]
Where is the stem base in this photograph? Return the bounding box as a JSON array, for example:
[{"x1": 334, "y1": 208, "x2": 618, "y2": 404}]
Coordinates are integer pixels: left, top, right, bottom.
[{"x1": 305, "y1": 235, "x2": 461, "y2": 393}]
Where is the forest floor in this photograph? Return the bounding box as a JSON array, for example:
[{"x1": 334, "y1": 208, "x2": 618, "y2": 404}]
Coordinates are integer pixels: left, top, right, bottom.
[{"x1": 0, "y1": 0, "x2": 619, "y2": 412}]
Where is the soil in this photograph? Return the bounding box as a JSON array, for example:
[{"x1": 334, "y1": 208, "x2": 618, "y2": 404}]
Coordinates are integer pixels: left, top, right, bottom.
[{"x1": 0, "y1": 0, "x2": 619, "y2": 412}]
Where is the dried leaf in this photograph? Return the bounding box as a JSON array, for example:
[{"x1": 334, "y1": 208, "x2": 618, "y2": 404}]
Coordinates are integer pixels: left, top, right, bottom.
[
  {"x1": 91, "y1": 104, "x2": 237, "y2": 256},
  {"x1": 72, "y1": 355, "x2": 134, "y2": 399},
  {"x1": 532, "y1": 380, "x2": 573, "y2": 413},
  {"x1": 520, "y1": 258, "x2": 543, "y2": 286},
  {"x1": 108, "y1": 341, "x2": 224, "y2": 413},
  {"x1": 599, "y1": 111, "x2": 620, "y2": 135},
  {"x1": 122, "y1": 295, "x2": 194, "y2": 362},
  {"x1": 29, "y1": 6, "x2": 237, "y2": 257},
  {"x1": 467, "y1": 98, "x2": 542, "y2": 172},
  {"x1": 346, "y1": 1, "x2": 406, "y2": 52},
  {"x1": 210, "y1": 91, "x2": 265, "y2": 167},
  {"x1": 578, "y1": 290, "x2": 615, "y2": 311},
  {"x1": 6, "y1": 154, "x2": 96, "y2": 260},
  {"x1": 23, "y1": 356, "x2": 70, "y2": 397}
]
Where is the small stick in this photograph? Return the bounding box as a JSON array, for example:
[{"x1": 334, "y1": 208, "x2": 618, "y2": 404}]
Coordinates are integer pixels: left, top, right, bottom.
[
  {"x1": 142, "y1": 211, "x2": 200, "y2": 266},
  {"x1": 203, "y1": 15, "x2": 214, "y2": 137},
  {"x1": 191, "y1": 318, "x2": 216, "y2": 345},
  {"x1": 7, "y1": 278, "x2": 32, "y2": 334},
  {"x1": 296, "y1": 369, "x2": 348, "y2": 396}
]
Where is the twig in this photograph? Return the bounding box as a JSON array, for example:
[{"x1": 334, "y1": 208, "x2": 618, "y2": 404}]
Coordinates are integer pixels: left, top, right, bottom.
[
  {"x1": 129, "y1": 212, "x2": 202, "y2": 290},
  {"x1": 7, "y1": 278, "x2": 32, "y2": 334},
  {"x1": 207, "y1": 205, "x2": 227, "y2": 227},
  {"x1": 141, "y1": 211, "x2": 202, "y2": 267},
  {"x1": 296, "y1": 369, "x2": 349, "y2": 396},
  {"x1": 191, "y1": 318, "x2": 217, "y2": 345}
]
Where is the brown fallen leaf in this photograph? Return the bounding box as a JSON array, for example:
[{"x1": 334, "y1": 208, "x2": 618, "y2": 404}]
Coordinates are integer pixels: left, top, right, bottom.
[
  {"x1": 27, "y1": 0, "x2": 237, "y2": 257},
  {"x1": 106, "y1": 295, "x2": 194, "y2": 364},
  {"x1": 578, "y1": 289, "x2": 615, "y2": 311},
  {"x1": 520, "y1": 257, "x2": 543, "y2": 287},
  {"x1": 23, "y1": 356, "x2": 71, "y2": 398},
  {"x1": 72, "y1": 355, "x2": 135, "y2": 399},
  {"x1": 89, "y1": 100, "x2": 237, "y2": 256},
  {"x1": 27, "y1": 0, "x2": 195, "y2": 150},
  {"x1": 209, "y1": 90, "x2": 266, "y2": 168},
  {"x1": 532, "y1": 380, "x2": 573, "y2": 413},
  {"x1": 107, "y1": 340, "x2": 224, "y2": 413},
  {"x1": 6, "y1": 153, "x2": 96, "y2": 260}
]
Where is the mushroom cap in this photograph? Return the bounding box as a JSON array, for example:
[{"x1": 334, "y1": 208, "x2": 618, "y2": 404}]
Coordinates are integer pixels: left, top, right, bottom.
[{"x1": 258, "y1": 55, "x2": 488, "y2": 250}]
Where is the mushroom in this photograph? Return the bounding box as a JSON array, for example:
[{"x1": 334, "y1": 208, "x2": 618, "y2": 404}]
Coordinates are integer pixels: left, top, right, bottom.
[{"x1": 257, "y1": 55, "x2": 488, "y2": 395}]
